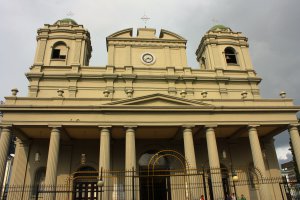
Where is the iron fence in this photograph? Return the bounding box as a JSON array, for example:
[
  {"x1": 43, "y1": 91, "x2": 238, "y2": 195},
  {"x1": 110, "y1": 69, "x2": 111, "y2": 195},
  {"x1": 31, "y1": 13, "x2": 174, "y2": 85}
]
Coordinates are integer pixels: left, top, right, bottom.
[{"x1": 0, "y1": 167, "x2": 292, "y2": 200}]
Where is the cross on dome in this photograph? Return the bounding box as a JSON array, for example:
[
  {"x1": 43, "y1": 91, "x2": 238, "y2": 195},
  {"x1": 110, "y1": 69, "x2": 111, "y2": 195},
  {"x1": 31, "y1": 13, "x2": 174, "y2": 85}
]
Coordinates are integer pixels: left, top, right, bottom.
[{"x1": 141, "y1": 14, "x2": 150, "y2": 28}]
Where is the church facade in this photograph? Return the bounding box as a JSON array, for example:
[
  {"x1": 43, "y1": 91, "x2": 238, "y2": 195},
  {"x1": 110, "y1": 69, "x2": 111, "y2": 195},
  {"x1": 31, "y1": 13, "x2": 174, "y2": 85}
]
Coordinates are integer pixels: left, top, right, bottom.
[{"x1": 0, "y1": 19, "x2": 300, "y2": 200}]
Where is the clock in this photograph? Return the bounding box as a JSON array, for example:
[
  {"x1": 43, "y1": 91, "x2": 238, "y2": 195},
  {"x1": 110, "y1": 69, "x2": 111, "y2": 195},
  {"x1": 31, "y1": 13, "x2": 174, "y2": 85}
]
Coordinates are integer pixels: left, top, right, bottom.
[{"x1": 141, "y1": 52, "x2": 155, "y2": 65}]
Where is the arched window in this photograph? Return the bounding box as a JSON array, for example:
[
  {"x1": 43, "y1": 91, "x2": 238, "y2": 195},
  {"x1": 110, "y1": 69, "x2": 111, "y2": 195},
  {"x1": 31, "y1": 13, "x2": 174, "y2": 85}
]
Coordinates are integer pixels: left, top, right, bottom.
[
  {"x1": 51, "y1": 42, "x2": 67, "y2": 59},
  {"x1": 224, "y1": 47, "x2": 237, "y2": 64}
]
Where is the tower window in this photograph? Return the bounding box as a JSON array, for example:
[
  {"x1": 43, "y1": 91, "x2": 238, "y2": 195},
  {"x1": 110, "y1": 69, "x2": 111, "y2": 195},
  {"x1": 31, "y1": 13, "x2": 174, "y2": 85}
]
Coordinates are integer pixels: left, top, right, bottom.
[
  {"x1": 224, "y1": 47, "x2": 237, "y2": 64},
  {"x1": 51, "y1": 42, "x2": 67, "y2": 59}
]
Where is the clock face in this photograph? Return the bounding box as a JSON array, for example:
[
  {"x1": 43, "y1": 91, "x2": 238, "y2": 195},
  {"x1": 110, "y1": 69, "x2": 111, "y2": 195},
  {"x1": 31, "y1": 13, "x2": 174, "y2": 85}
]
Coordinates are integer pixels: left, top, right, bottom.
[{"x1": 141, "y1": 53, "x2": 155, "y2": 65}]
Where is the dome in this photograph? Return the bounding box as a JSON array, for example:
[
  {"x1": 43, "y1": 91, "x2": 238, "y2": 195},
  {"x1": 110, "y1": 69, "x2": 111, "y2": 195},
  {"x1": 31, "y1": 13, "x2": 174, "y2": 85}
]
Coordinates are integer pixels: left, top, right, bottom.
[
  {"x1": 209, "y1": 24, "x2": 230, "y2": 31},
  {"x1": 54, "y1": 18, "x2": 78, "y2": 25}
]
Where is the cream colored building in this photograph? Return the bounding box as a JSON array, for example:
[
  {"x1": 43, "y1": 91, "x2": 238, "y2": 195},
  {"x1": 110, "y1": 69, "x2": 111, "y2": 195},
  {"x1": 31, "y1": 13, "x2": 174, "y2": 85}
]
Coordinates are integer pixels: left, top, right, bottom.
[{"x1": 0, "y1": 19, "x2": 300, "y2": 200}]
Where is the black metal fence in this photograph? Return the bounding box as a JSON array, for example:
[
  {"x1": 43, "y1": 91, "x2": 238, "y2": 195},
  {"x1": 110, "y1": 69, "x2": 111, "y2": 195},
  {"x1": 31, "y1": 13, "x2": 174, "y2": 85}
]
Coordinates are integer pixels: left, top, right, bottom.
[
  {"x1": 279, "y1": 182, "x2": 300, "y2": 200},
  {"x1": 0, "y1": 167, "x2": 294, "y2": 200}
]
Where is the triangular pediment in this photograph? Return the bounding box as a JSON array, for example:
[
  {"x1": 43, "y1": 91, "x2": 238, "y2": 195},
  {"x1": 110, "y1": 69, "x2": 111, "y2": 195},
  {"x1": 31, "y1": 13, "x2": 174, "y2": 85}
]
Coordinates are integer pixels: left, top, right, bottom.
[{"x1": 105, "y1": 93, "x2": 213, "y2": 107}]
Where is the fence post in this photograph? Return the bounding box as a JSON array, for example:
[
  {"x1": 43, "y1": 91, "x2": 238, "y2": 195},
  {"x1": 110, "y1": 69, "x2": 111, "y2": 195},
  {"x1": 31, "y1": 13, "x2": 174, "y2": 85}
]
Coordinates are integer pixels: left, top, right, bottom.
[
  {"x1": 202, "y1": 167, "x2": 207, "y2": 200},
  {"x1": 132, "y1": 167, "x2": 135, "y2": 200},
  {"x1": 35, "y1": 184, "x2": 39, "y2": 200}
]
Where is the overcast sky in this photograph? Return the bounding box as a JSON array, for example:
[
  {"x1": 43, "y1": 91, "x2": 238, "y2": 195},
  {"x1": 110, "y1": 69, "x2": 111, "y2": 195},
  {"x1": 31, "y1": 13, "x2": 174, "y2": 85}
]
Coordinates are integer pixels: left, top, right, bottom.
[{"x1": 0, "y1": 0, "x2": 299, "y2": 165}]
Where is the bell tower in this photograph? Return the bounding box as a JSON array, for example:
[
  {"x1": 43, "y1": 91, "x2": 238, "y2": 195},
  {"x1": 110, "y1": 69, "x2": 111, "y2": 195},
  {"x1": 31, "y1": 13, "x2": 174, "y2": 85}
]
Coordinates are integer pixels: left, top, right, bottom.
[
  {"x1": 195, "y1": 25, "x2": 253, "y2": 71},
  {"x1": 33, "y1": 18, "x2": 92, "y2": 67}
]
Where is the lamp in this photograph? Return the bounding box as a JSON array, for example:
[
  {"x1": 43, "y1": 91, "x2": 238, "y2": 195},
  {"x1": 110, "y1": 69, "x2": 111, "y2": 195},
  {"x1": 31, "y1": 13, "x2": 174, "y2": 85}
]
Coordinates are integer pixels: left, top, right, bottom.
[
  {"x1": 97, "y1": 179, "x2": 104, "y2": 187},
  {"x1": 232, "y1": 169, "x2": 238, "y2": 198},
  {"x1": 97, "y1": 167, "x2": 104, "y2": 200},
  {"x1": 222, "y1": 150, "x2": 227, "y2": 159},
  {"x1": 232, "y1": 170, "x2": 239, "y2": 182},
  {"x1": 35, "y1": 152, "x2": 40, "y2": 162},
  {"x1": 81, "y1": 154, "x2": 86, "y2": 165}
]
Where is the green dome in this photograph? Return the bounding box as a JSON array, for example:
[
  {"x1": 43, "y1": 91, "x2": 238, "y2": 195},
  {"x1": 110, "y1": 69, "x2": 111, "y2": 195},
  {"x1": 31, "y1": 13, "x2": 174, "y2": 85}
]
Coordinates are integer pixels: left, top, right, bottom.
[
  {"x1": 209, "y1": 24, "x2": 230, "y2": 31},
  {"x1": 55, "y1": 18, "x2": 78, "y2": 25}
]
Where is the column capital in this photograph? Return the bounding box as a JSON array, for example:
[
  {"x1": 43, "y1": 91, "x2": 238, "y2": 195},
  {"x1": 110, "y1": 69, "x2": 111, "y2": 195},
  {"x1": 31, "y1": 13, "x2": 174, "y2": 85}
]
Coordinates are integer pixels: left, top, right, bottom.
[
  {"x1": 182, "y1": 125, "x2": 195, "y2": 129},
  {"x1": 98, "y1": 126, "x2": 112, "y2": 130},
  {"x1": 16, "y1": 138, "x2": 31, "y2": 146},
  {"x1": 124, "y1": 126, "x2": 138, "y2": 132},
  {"x1": 289, "y1": 123, "x2": 300, "y2": 130},
  {"x1": 49, "y1": 127, "x2": 61, "y2": 133},
  {"x1": 248, "y1": 125, "x2": 260, "y2": 130},
  {"x1": 0, "y1": 124, "x2": 12, "y2": 130},
  {"x1": 48, "y1": 124, "x2": 62, "y2": 128},
  {"x1": 205, "y1": 124, "x2": 218, "y2": 128}
]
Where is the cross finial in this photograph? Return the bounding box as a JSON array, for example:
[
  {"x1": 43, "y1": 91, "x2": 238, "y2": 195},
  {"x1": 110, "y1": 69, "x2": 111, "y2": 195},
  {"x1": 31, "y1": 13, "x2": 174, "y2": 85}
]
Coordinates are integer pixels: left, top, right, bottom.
[
  {"x1": 212, "y1": 18, "x2": 219, "y2": 25},
  {"x1": 141, "y1": 14, "x2": 150, "y2": 28},
  {"x1": 66, "y1": 11, "x2": 74, "y2": 17}
]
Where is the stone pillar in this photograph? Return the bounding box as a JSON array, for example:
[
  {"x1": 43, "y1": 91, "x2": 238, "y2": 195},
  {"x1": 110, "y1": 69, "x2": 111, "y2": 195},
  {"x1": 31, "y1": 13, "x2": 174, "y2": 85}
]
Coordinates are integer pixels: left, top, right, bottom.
[
  {"x1": 289, "y1": 124, "x2": 300, "y2": 174},
  {"x1": 206, "y1": 126, "x2": 224, "y2": 200},
  {"x1": 248, "y1": 126, "x2": 270, "y2": 200},
  {"x1": 98, "y1": 127, "x2": 111, "y2": 200},
  {"x1": 8, "y1": 138, "x2": 30, "y2": 186},
  {"x1": 0, "y1": 127, "x2": 12, "y2": 190},
  {"x1": 125, "y1": 127, "x2": 136, "y2": 200},
  {"x1": 99, "y1": 127, "x2": 111, "y2": 171},
  {"x1": 183, "y1": 126, "x2": 197, "y2": 169},
  {"x1": 45, "y1": 127, "x2": 61, "y2": 189},
  {"x1": 183, "y1": 126, "x2": 199, "y2": 199}
]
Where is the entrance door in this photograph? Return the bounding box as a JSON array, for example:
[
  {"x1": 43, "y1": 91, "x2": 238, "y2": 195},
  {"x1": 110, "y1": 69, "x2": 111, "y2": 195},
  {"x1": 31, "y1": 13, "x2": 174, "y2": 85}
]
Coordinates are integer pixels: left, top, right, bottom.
[
  {"x1": 139, "y1": 169, "x2": 171, "y2": 200},
  {"x1": 74, "y1": 182, "x2": 98, "y2": 200},
  {"x1": 73, "y1": 166, "x2": 98, "y2": 200}
]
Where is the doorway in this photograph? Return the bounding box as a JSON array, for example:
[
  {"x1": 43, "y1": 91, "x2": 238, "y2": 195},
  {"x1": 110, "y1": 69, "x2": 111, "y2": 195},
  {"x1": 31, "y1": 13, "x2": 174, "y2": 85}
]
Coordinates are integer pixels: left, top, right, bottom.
[
  {"x1": 138, "y1": 151, "x2": 172, "y2": 200},
  {"x1": 73, "y1": 166, "x2": 98, "y2": 200}
]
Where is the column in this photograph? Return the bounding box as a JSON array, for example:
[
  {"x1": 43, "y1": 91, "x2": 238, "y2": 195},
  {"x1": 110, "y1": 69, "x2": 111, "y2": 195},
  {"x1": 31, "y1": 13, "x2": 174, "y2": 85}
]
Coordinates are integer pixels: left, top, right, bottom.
[
  {"x1": 125, "y1": 127, "x2": 136, "y2": 200},
  {"x1": 289, "y1": 124, "x2": 300, "y2": 174},
  {"x1": 206, "y1": 126, "x2": 224, "y2": 200},
  {"x1": 0, "y1": 127, "x2": 12, "y2": 191},
  {"x1": 98, "y1": 127, "x2": 111, "y2": 200},
  {"x1": 99, "y1": 127, "x2": 111, "y2": 171},
  {"x1": 183, "y1": 126, "x2": 197, "y2": 169},
  {"x1": 8, "y1": 138, "x2": 30, "y2": 185},
  {"x1": 125, "y1": 127, "x2": 136, "y2": 171},
  {"x1": 248, "y1": 126, "x2": 270, "y2": 200},
  {"x1": 183, "y1": 126, "x2": 199, "y2": 199},
  {"x1": 45, "y1": 127, "x2": 61, "y2": 193}
]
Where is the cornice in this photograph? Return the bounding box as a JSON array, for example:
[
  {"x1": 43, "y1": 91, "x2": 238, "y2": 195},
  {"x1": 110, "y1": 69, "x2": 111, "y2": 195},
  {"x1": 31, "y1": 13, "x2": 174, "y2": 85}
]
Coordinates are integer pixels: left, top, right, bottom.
[
  {"x1": 24, "y1": 72, "x2": 262, "y2": 83},
  {"x1": 1, "y1": 105, "x2": 299, "y2": 112},
  {"x1": 4, "y1": 121, "x2": 298, "y2": 127},
  {"x1": 107, "y1": 37, "x2": 187, "y2": 44}
]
